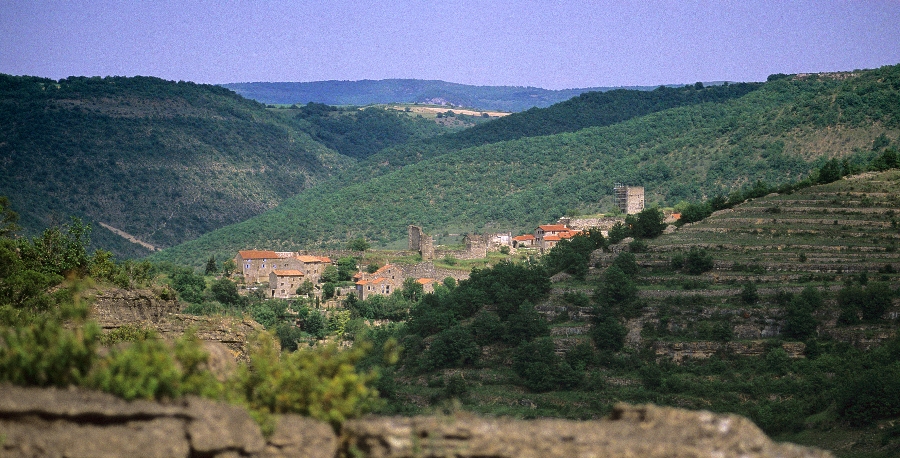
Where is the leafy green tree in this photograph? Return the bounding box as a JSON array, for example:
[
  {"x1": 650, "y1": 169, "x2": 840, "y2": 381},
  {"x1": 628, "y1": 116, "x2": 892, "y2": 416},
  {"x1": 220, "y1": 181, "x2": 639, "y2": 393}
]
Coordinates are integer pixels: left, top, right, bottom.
[
  {"x1": 783, "y1": 292, "x2": 818, "y2": 340},
  {"x1": 470, "y1": 311, "x2": 504, "y2": 346},
  {"x1": 250, "y1": 303, "x2": 278, "y2": 329},
  {"x1": 221, "y1": 259, "x2": 237, "y2": 278},
  {"x1": 88, "y1": 249, "x2": 118, "y2": 283},
  {"x1": 400, "y1": 277, "x2": 424, "y2": 302},
  {"x1": 0, "y1": 196, "x2": 20, "y2": 237},
  {"x1": 204, "y1": 256, "x2": 218, "y2": 275},
  {"x1": 543, "y1": 230, "x2": 605, "y2": 279},
  {"x1": 565, "y1": 342, "x2": 597, "y2": 372},
  {"x1": 300, "y1": 309, "x2": 327, "y2": 339},
  {"x1": 296, "y1": 279, "x2": 315, "y2": 296},
  {"x1": 608, "y1": 222, "x2": 629, "y2": 244},
  {"x1": 502, "y1": 302, "x2": 549, "y2": 345},
  {"x1": 322, "y1": 282, "x2": 336, "y2": 300},
  {"x1": 740, "y1": 282, "x2": 759, "y2": 305},
  {"x1": 19, "y1": 217, "x2": 91, "y2": 276},
  {"x1": 423, "y1": 325, "x2": 479, "y2": 370},
  {"x1": 347, "y1": 238, "x2": 370, "y2": 251},
  {"x1": 611, "y1": 252, "x2": 639, "y2": 277},
  {"x1": 210, "y1": 278, "x2": 242, "y2": 307},
  {"x1": 817, "y1": 158, "x2": 843, "y2": 184},
  {"x1": 630, "y1": 207, "x2": 667, "y2": 239},
  {"x1": 861, "y1": 282, "x2": 893, "y2": 321},
  {"x1": 590, "y1": 308, "x2": 627, "y2": 353},
  {"x1": 171, "y1": 268, "x2": 206, "y2": 304},
  {"x1": 594, "y1": 266, "x2": 637, "y2": 308},
  {"x1": 684, "y1": 247, "x2": 714, "y2": 275},
  {"x1": 336, "y1": 257, "x2": 357, "y2": 281},
  {"x1": 512, "y1": 337, "x2": 580, "y2": 392},
  {"x1": 321, "y1": 265, "x2": 339, "y2": 284},
  {"x1": 678, "y1": 201, "x2": 713, "y2": 225}
]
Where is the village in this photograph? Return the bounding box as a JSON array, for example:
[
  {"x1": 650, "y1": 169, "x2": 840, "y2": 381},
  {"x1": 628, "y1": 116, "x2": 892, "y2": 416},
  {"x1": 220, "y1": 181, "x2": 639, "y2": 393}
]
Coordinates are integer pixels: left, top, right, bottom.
[{"x1": 231, "y1": 185, "x2": 675, "y2": 303}]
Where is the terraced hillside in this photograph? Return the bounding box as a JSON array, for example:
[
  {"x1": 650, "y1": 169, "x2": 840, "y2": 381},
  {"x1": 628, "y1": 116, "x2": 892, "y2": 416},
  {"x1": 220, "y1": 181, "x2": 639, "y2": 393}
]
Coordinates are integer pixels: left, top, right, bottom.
[
  {"x1": 378, "y1": 171, "x2": 900, "y2": 458},
  {"x1": 584, "y1": 170, "x2": 900, "y2": 351}
]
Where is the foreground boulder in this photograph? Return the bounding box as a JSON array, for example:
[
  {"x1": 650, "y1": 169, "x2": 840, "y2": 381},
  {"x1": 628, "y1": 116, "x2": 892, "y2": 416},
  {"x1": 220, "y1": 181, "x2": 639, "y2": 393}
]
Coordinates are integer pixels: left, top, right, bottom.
[{"x1": 0, "y1": 385, "x2": 830, "y2": 457}]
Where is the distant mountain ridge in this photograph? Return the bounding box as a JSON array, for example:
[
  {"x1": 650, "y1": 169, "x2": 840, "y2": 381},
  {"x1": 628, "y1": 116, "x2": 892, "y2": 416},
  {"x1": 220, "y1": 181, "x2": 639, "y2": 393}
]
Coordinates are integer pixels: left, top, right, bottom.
[{"x1": 220, "y1": 79, "x2": 660, "y2": 112}]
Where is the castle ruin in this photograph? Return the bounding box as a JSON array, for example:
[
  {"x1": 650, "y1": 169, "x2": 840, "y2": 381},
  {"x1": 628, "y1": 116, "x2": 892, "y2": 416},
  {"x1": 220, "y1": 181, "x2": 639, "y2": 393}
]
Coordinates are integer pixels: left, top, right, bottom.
[
  {"x1": 408, "y1": 225, "x2": 435, "y2": 260},
  {"x1": 614, "y1": 184, "x2": 645, "y2": 215}
]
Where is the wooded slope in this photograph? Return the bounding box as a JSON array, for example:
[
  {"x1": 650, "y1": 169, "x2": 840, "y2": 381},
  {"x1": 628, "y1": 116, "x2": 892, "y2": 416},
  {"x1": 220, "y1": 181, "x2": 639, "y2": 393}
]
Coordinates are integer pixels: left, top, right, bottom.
[{"x1": 154, "y1": 65, "x2": 900, "y2": 267}]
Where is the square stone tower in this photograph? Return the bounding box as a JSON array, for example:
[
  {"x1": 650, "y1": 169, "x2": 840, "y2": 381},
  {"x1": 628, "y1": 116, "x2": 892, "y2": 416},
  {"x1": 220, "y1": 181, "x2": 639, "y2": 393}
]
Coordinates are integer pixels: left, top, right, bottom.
[{"x1": 614, "y1": 184, "x2": 645, "y2": 215}]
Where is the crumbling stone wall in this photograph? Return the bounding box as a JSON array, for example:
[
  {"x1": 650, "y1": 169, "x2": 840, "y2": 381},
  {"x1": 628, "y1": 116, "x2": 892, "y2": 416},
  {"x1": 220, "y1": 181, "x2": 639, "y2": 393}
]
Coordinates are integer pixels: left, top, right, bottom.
[
  {"x1": 0, "y1": 385, "x2": 831, "y2": 458},
  {"x1": 408, "y1": 225, "x2": 435, "y2": 261},
  {"x1": 394, "y1": 262, "x2": 470, "y2": 282}
]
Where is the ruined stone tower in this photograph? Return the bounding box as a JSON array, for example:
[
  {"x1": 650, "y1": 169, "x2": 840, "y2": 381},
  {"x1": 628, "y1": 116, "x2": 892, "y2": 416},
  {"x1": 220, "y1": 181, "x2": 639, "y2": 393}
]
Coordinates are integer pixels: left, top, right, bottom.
[
  {"x1": 408, "y1": 225, "x2": 435, "y2": 261},
  {"x1": 614, "y1": 184, "x2": 645, "y2": 215}
]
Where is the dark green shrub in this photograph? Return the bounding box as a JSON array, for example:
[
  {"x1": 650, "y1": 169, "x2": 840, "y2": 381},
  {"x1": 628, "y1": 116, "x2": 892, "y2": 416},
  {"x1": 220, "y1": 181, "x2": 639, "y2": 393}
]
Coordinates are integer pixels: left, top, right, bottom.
[
  {"x1": 0, "y1": 306, "x2": 100, "y2": 387},
  {"x1": 423, "y1": 325, "x2": 479, "y2": 370},
  {"x1": 836, "y1": 362, "x2": 900, "y2": 426},
  {"x1": 211, "y1": 278, "x2": 242, "y2": 307},
  {"x1": 740, "y1": 283, "x2": 759, "y2": 305},
  {"x1": 512, "y1": 338, "x2": 580, "y2": 392},
  {"x1": 594, "y1": 266, "x2": 637, "y2": 308},
  {"x1": 611, "y1": 252, "x2": 639, "y2": 277},
  {"x1": 88, "y1": 329, "x2": 221, "y2": 400},
  {"x1": 471, "y1": 311, "x2": 503, "y2": 346},
  {"x1": 565, "y1": 342, "x2": 597, "y2": 372},
  {"x1": 231, "y1": 333, "x2": 383, "y2": 430},
  {"x1": 590, "y1": 308, "x2": 627, "y2": 353},
  {"x1": 684, "y1": 247, "x2": 713, "y2": 275},
  {"x1": 502, "y1": 302, "x2": 549, "y2": 345}
]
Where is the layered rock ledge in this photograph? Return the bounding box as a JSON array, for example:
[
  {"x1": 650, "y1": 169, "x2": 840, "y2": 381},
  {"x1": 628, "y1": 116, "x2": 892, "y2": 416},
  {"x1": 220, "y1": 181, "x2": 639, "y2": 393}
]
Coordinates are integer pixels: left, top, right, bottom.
[{"x1": 0, "y1": 385, "x2": 830, "y2": 457}]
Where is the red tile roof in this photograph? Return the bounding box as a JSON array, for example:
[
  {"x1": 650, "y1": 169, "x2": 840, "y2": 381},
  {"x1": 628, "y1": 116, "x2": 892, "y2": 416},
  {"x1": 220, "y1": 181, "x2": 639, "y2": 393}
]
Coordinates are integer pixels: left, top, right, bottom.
[
  {"x1": 296, "y1": 255, "x2": 325, "y2": 263},
  {"x1": 272, "y1": 269, "x2": 304, "y2": 276},
  {"x1": 374, "y1": 264, "x2": 393, "y2": 274},
  {"x1": 544, "y1": 235, "x2": 562, "y2": 241},
  {"x1": 238, "y1": 250, "x2": 279, "y2": 260},
  {"x1": 416, "y1": 278, "x2": 435, "y2": 285},
  {"x1": 513, "y1": 234, "x2": 536, "y2": 241},
  {"x1": 538, "y1": 224, "x2": 569, "y2": 232}
]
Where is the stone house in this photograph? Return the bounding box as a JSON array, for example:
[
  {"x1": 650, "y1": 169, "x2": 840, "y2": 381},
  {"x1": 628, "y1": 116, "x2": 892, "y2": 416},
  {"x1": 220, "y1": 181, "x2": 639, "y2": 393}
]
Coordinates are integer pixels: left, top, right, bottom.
[
  {"x1": 355, "y1": 264, "x2": 403, "y2": 300},
  {"x1": 512, "y1": 234, "x2": 536, "y2": 248},
  {"x1": 269, "y1": 270, "x2": 305, "y2": 299},
  {"x1": 235, "y1": 251, "x2": 332, "y2": 285},
  {"x1": 534, "y1": 224, "x2": 580, "y2": 253},
  {"x1": 235, "y1": 250, "x2": 281, "y2": 284},
  {"x1": 417, "y1": 278, "x2": 437, "y2": 295},
  {"x1": 291, "y1": 255, "x2": 332, "y2": 284}
]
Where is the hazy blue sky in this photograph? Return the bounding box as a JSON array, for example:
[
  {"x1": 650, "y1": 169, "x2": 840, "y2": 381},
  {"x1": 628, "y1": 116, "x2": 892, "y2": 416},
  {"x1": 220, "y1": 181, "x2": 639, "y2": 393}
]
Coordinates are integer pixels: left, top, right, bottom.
[{"x1": 3, "y1": 1, "x2": 899, "y2": 89}]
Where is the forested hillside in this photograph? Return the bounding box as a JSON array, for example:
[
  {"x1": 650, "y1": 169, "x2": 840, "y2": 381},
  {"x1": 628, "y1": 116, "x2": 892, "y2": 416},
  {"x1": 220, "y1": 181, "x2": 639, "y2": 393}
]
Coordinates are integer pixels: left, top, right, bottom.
[
  {"x1": 289, "y1": 103, "x2": 447, "y2": 160},
  {"x1": 0, "y1": 75, "x2": 365, "y2": 258},
  {"x1": 154, "y1": 65, "x2": 900, "y2": 267},
  {"x1": 221, "y1": 79, "x2": 651, "y2": 112}
]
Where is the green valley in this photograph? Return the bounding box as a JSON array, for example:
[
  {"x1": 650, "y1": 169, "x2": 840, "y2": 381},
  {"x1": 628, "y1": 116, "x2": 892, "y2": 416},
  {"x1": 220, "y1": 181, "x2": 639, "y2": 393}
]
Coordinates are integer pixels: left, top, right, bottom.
[{"x1": 153, "y1": 66, "x2": 900, "y2": 268}]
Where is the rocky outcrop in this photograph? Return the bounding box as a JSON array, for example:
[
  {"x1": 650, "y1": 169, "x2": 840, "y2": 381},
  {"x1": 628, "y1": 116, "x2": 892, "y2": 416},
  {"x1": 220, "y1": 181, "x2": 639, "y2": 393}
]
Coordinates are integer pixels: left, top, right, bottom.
[
  {"x1": 0, "y1": 385, "x2": 831, "y2": 458},
  {"x1": 653, "y1": 341, "x2": 807, "y2": 362},
  {"x1": 90, "y1": 287, "x2": 264, "y2": 362},
  {"x1": 91, "y1": 288, "x2": 180, "y2": 328}
]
